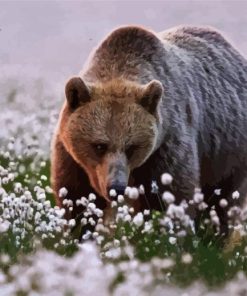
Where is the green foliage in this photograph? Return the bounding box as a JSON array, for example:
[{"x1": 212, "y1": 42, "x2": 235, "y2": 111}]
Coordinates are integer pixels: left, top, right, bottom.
[{"x1": 1, "y1": 151, "x2": 247, "y2": 291}]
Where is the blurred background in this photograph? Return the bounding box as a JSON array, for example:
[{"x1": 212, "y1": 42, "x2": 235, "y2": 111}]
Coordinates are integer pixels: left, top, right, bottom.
[
  {"x1": 0, "y1": 0, "x2": 247, "y2": 154},
  {"x1": 1, "y1": 3, "x2": 247, "y2": 294},
  {"x1": 1, "y1": 1, "x2": 247, "y2": 80}
]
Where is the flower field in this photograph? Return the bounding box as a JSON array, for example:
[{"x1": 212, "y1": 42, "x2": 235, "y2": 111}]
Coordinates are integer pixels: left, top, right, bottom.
[{"x1": 1, "y1": 71, "x2": 247, "y2": 296}]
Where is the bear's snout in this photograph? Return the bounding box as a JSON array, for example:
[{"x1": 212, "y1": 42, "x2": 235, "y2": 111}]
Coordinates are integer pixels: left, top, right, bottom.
[{"x1": 102, "y1": 153, "x2": 129, "y2": 200}]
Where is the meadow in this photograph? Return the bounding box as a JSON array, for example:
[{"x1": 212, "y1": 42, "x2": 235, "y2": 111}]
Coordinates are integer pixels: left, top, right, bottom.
[
  {"x1": 1, "y1": 72, "x2": 247, "y2": 296},
  {"x1": 2, "y1": 1, "x2": 247, "y2": 294}
]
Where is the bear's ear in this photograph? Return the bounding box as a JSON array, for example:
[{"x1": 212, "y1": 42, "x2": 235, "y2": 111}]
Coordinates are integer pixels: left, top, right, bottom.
[
  {"x1": 65, "y1": 77, "x2": 91, "y2": 110},
  {"x1": 138, "y1": 80, "x2": 163, "y2": 115}
]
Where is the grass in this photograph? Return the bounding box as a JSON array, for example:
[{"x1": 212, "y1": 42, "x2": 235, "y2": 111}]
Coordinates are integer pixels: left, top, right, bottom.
[
  {"x1": 0, "y1": 150, "x2": 247, "y2": 286},
  {"x1": 1, "y1": 136, "x2": 247, "y2": 295}
]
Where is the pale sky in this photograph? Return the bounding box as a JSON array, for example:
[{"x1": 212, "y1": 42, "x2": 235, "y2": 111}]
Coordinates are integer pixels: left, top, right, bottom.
[{"x1": 1, "y1": 1, "x2": 247, "y2": 80}]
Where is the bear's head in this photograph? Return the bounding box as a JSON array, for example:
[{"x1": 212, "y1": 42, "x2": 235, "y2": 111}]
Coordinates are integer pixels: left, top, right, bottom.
[{"x1": 60, "y1": 77, "x2": 163, "y2": 201}]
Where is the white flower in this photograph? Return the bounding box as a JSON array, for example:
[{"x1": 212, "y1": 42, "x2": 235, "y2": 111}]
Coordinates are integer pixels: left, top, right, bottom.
[
  {"x1": 198, "y1": 202, "x2": 208, "y2": 211},
  {"x1": 37, "y1": 192, "x2": 46, "y2": 202},
  {"x1": 105, "y1": 247, "x2": 121, "y2": 259},
  {"x1": 160, "y1": 216, "x2": 174, "y2": 229},
  {"x1": 82, "y1": 230, "x2": 92, "y2": 240},
  {"x1": 95, "y1": 209, "x2": 103, "y2": 218},
  {"x1": 211, "y1": 215, "x2": 220, "y2": 225},
  {"x1": 214, "y1": 189, "x2": 221, "y2": 196},
  {"x1": 181, "y1": 253, "x2": 193, "y2": 264},
  {"x1": 142, "y1": 221, "x2": 153, "y2": 233},
  {"x1": 76, "y1": 199, "x2": 82, "y2": 206},
  {"x1": 162, "y1": 191, "x2": 175, "y2": 204},
  {"x1": 193, "y1": 192, "x2": 204, "y2": 203},
  {"x1": 58, "y1": 187, "x2": 68, "y2": 198},
  {"x1": 0, "y1": 254, "x2": 10, "y2": 265},
  {"x1": 40, "y1": 161, "x2": 46, "y2": 167},
  {"x1": 160, "y1": 258, "x2": 175, "y2": 269},
  {"x1": 117, "y1": 195, "x2": 124, "y2": 203},
  {"x1": 161, "y1": 173, "x2": 173, "y2": 185},
  {"x1": 219, "y1": 198, "x2": 228, "y2": 208},
  {"x1": 2, "y1": 177, "x2": 9, "y2": 185},
  {"x1": 8, "y1": 173, "x2": 15, "y2": 181},
  {"x1": 109, "y1": 189, "x2": 117, "y2": 197},
  {"x1": 80, "y1": 197, "x2": 88, "y2": 207},
  {"x1": 34, "y1": 212, "x2": 41, "y2": 222},
  {"x1": 96, "y1": 235, "x2": 104, "y2": 245},
  {"x1": 113, "y1": 239, "x2": 120, "y2": 248},
  {"x1": 228, "y1": 206, "x2": 241, "y2": 218},
  {"x1": 111, "y1": 201, "x2": 117, "y2": 208},
  {"x1": 167, "y1": 204, "x2": 185, "y2": 220},
  {"x1": 81, "y1": 218, "x2": 87, "y2": 225},
  {"x1": 177, "y1": 230, "x2": 187, "y2": 237},
  {"x1": 210, "y1": 209, "x2": 217, "y2": 217},
  {"x1": 138, "y1": 184, "x2": 145, "y2": 194},
  {"x1": 88, "y1": 203, "x2": 96, "y2": 212},
  {"x1": 124, "y1": 214, "x2": 131, "y2": 222},
  {"x1": 168, "y1": 236, "x2": 177, "y2": 245},
  {"x1": 232, "y1": 191, "x2": 240, "y2": 200},
  {"x1": 129, "y1": 207, "x2": 134, "y2": 214},
  {"x1": 89, "y1": 193, "x2": 96, "y2": 201},
  {"x1": 40, "y1": 175, "x2": 47, "y2": 181},
  {"x1": 133, "y1": 213, "x2": 144, "y2": 227},
  {"x1": 0, "y1": 220, "x2": 10, "y2": 233},
  {"x1": 124, "y1": 186, "x2": 131, "y2": 195},
  {"x1": 151, "y1": 180, "x2": 159, "y2": 193},
  {"x1": 92, "y1": 231, "x2": 99, "y2": 238},
  {"x1": 128, "y1": 187, "x2": 139, "y2": 200},
  {"x1": 144, "y1": 209, "x2": 150, "y2": 216},
  {"x1": 68, "y1": 219, "x2": 76, "y2": 227},
  {"x1": 45, "y1": 186, "x2": 53, "y2": 194},
  {"x1": 89, "y1": 217, "x2": 96, "y2": 226}
]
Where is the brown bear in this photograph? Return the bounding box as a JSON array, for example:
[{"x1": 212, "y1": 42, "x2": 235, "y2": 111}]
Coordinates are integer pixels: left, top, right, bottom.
[{"x1": 51, "y1": 25, "x2": 247, "y2": 232}]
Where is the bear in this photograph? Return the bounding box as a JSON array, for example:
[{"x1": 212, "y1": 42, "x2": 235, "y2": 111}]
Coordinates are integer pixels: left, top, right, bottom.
[{"x1": 51, "y1": 25, "x2": 247, "y2": 234}]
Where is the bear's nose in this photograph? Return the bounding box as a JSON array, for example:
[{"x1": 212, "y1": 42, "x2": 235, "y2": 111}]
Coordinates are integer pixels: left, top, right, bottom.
[{"x1": 107, "y1": 183, "x2": 126, "y2": 199}]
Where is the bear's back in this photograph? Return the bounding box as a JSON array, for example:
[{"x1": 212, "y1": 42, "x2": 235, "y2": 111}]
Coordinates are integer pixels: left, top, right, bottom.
[
  {"x1": 159, "y1": 26, "x2": 230, "y2": 46},
  {"x1": 157, "y1": 26, "x2": 247, "y2": 172},
  {"x1": 159, "y1": 26, "x2": 247, "y2": 79}
]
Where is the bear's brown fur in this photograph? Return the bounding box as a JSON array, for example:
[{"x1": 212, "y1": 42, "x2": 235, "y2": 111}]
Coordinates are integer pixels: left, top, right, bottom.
[{"x1": 51, "y1": 25, "x2": 247, "y2": 233}]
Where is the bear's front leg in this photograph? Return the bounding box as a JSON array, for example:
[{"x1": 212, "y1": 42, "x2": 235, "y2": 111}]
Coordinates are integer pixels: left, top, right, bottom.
[
  {"x1": 132, "y1": 136, "x2": 200, "y2": 219},
  {"x1": 51, "y1": 135, "x2": 106, "y2": 220}
]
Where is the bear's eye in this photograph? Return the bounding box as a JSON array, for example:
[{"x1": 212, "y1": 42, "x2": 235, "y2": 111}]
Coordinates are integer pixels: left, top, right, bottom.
[
  {"x1": 91, "y1": 143, "x2": 108, "y2": 157},
  {"x1": 125, "y1": 145, "x2": 139, "y2": 160}
]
